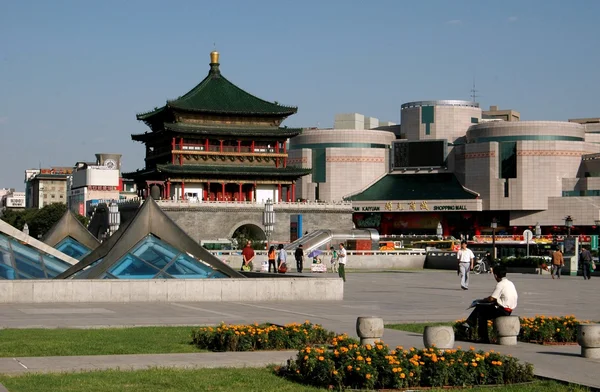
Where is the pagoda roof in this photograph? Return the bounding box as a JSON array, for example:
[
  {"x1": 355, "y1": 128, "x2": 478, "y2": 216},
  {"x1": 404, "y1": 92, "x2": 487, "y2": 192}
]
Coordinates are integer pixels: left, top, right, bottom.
[
  {"x1": 123, "y1": 164, "x2": 311, "y2": 179},
  {"x1": 131, "y1": 123, "x2": 303, "y2": 142},
  {"x1": 137, "y1": 57, "x2": 297, "y2": 121},
  {"x1": 345, "y1": 173, "x2": 479, "y2": 201}
]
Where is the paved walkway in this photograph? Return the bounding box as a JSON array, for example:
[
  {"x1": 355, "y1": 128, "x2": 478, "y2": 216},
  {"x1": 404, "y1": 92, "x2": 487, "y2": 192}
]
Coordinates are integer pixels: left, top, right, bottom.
[{"x1": 0, "y1": 271, "x2": 598, "y2": 388}]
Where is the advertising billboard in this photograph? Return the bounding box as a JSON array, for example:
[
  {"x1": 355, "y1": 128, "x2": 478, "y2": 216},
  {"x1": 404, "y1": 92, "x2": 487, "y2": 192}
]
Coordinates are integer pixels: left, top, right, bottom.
[{"x1": 392, "y1": 140, "x2": 447, "y2": 169}]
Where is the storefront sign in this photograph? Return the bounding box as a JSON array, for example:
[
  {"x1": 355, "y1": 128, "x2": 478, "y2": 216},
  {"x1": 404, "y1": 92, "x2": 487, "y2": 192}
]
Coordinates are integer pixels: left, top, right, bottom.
[
  {"x1": 433, "y1": 205, "x2": 467, "y2": 211},
  {"x1": 353, "y1": 206, "x2": 381, "y2": 212}
]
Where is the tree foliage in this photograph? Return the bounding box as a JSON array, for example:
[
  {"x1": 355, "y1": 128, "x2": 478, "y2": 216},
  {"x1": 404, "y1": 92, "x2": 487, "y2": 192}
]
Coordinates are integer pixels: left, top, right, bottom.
[{"x1": 1, "y1": 204, "x2": 88, "y2": 238}]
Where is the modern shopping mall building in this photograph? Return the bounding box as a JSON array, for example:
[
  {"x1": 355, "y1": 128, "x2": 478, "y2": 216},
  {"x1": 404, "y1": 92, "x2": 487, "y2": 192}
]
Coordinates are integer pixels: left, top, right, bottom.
[{"x1": 290, "y1": 101, "x2": 600, "y2": 238}]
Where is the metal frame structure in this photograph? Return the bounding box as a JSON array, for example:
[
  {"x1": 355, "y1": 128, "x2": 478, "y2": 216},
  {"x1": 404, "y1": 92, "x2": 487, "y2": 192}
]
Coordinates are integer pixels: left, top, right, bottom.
[
  {"x1": 56, "y1": 198, "x2": 245, "y2": 279},
  {"x1": 42, "y1": 210, "x2": 101, "y2": 251}
]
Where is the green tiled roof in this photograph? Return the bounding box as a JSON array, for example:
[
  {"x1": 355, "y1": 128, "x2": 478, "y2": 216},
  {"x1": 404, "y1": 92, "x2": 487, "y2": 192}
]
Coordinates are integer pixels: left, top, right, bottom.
[
  {"x1": 137, "y1": 65, "x2": 297, "y2": 120},
  {"x1": 123, "y1": 164, "x2": 311, "y2": 179},
  {"x1": 345, "y1": 173, "x2": 479, "y2": 201}
]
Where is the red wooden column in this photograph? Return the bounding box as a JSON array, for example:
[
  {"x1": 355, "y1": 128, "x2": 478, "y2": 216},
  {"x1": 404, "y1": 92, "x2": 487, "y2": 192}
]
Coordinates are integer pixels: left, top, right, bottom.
[
  {"x1": 207, "y1": 182, "x2": 211, "y2": 200},
  {"x1": 205, "y1": 138, "x2": 209, "y2": 151},
  {"x1": 277, "y1": 184, "x2": 282, "y2": 202},
  {"x1": 292, "y1": 182, "x2": 296, "y2": 202},
  {"x1": 237, "y1": 140, "x2": 241, "y2": 153},
  {"x1": 219, "y1": 140, "x2": 223, "y2": 153},
  {"x1": 178, "y1": 136, "x2": 183, "y2": 165},
  {"x1": 251, "y1": 141, "x2": 255, "y2": 152},
  {"x1": 181, "y1": 181, "x2": 185, "y2": 200},
  {"x1": 286, "y1": 186, "x2": 291, "y2": 202},
  {"x1": 221, "y1": 182, "x2": 226, "y2": 201},
  {"x1": 171, "y1": 138, "x2": 176, "y2": 164},
  {"x1": 283, "y1": 142, "x2": 287, "y2": 167},
  {"x1": 238, "y1": 183, "x2": 243, "y2": 202},
  {"x1": 167, "y1": 180, "x2": 171, "y2": 200}
]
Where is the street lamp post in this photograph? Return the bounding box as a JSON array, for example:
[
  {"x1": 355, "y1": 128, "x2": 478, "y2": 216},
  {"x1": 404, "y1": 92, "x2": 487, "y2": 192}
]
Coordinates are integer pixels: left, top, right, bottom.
[
  {"x1": 565, "y1": 216, "x2": 573, "y2": 237},
  {"x1": 436, "y1": 222, "x2": 443, "y2": 240},
  {"x1": 263, "y1": 198, "x2": 275, "y2": 251},
  {"x1": 491, "y1": 218, "x2": 498, "y2": 263},
  {"x1": 594, "y1": 219, "x2": 600, "y2": 251}
]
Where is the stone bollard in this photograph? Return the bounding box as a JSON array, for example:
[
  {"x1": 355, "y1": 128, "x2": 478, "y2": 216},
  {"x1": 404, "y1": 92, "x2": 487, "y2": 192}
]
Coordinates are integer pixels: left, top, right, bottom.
[
  {"x1": 423, "y1": 326, "x2": 455, "y2": 349},
  {"x1": 494, "y1": 316, "x2": 520, "y2": 346},
  {"x1": 577, "y1": 324, "x2": 600, "y2": 359},
  {"x1": 356, "y1": 317, "x2": 384, "y2": 346}
]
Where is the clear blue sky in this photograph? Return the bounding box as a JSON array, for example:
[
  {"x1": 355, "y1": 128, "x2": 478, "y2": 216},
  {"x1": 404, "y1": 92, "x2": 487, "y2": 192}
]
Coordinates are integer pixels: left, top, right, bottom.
[{"x1": 1, "y1": 0, "x2": 599, "y2": 190}]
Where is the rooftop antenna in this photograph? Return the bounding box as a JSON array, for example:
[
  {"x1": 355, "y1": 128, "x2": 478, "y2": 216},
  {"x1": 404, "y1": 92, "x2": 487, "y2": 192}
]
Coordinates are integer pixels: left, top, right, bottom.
[{"x1": 470, "y1": 77, "x2": 479, "y2": 102}]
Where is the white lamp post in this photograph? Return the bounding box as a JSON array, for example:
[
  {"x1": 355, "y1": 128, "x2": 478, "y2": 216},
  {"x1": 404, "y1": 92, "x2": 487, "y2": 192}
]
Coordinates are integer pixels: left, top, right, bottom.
[
  {"x1": 22, "y1": 223, "x2": 29, "y2": 236},
  {"x1": 535, "y1": 222, "x2": 541, "y2": 239},
  {"x1": 491, "y1": 218, "x2": 498, "y2": 262},
  {"x1": 263, "y1": 198, "x2": 275, "y2": 250},
  {"x1": 436, "y1": 222, "x2": 443, "y2": 240}
]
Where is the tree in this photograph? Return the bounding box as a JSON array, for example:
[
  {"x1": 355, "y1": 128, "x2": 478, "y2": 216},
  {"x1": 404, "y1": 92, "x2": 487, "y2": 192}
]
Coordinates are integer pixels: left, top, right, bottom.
[{"x1": 1, "y1": 203, "x2": 89, "y2": 238}]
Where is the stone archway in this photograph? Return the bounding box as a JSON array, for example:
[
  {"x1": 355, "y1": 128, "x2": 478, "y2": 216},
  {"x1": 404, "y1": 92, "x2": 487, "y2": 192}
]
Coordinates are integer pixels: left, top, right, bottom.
[{"x1": 230, "y1": 222, "x2": 266, "y2": 250}]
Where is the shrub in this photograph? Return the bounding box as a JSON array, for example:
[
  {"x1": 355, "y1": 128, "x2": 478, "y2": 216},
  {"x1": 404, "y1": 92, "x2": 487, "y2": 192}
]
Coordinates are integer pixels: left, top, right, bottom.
[
  {"x1": 453, "y1": 315, "x2": 588, "y2": 344},
  {"x1": 279, "y1": 335, "x2": 534, "y2": 390},
  {"x1": 191, "y1": 321, "x2": 335, "y2": 352}
]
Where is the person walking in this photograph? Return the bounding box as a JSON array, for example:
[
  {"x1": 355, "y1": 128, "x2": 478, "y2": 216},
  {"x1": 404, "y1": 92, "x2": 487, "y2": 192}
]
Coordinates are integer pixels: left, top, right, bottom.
[
  {"x1": 267, "y1": 245, "x2": 277, "y2": 273},
  {"x1": 241, "y1": 240, "x2": 255, "y2": 272},
  {"x1": 329, "y1": 246, "x2": 338, "y2": 273},
  {"x1": 580, "y1": 245, "x2": 593, "y2": 280},
  {"x1": 337, "y1": 243, "x2": 347, "y2": 282},
  {"x1": 460, "y1": 265, "x2": 518, "y2": 343},
  {"x1": 277, "y1": 244, "x2": 287, "y2": 273},
  {"x1": 457, "y1": 240, "x2": 475, "y2": 290},
  {"x1": 295, "y1": 244, "x2": 305, "y2": 273},
  {"x1": 551, "y1": 247, "x2": 564, "y2": 279}
]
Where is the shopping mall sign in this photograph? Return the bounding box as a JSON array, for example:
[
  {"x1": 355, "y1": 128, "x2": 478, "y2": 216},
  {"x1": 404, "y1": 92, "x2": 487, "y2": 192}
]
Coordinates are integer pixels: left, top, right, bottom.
[{"x1": 351, "y1": 199, "x2": 482, "y2": 212}]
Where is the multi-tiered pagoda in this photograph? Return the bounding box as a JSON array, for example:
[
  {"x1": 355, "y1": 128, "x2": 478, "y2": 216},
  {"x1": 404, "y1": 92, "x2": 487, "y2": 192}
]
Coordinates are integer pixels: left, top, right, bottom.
[{"x1": 125, "y1": 51, "x2": 310, "y2": 202}]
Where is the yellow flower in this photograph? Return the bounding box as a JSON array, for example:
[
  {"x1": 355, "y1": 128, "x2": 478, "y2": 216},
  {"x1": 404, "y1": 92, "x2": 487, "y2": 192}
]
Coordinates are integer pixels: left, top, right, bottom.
[
  {"x1": 409, "y1": 372, "x2": 414, "y2": 377},
  {"x1": 347, "y1": 365, "x2": 352, "y2": 371},
  {"x1": 318, "y1": 356, "x2": 324, "y2": 361},
  {"x1": 304, "y1": 355, "x2": 308, "y2": 360},
  {"x1": 333, "y1": 370, "x2": 338, "y2": 375},
  {"x1": 556, "y1": 328, "x2": 561, "y2": 332},
  {"x1": 472, "y1": 363, "x2": 478, "y2": 367},
  {"x1": 366, "y1": 374, "x2": 371, "y2": 380},
  {"x1": 356, "y1": 367, "x2": 361, "y2": 371},
  {"x1": 400, "y1": 373, "x2": 406, "y2": 379},
  {"x1": 365, "y1": 344, "x2": 372, "y2": 350}
]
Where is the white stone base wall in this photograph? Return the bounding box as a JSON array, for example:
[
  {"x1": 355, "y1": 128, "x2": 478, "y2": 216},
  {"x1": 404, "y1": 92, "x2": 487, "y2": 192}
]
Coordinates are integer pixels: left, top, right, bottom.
[{"x1": 0, "y1": 278, "x2": 344, "y2": 303}]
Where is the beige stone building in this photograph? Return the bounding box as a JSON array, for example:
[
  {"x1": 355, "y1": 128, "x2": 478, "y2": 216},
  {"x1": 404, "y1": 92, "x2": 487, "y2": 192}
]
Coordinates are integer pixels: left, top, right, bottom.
[
  {"x1": 482, "y1": 105, "x2": 520, "y2": 122},
  {"x1": 24, "y1": 168, "x2": 72, "y2": 209},
  {"x1": 288, "y1": 113, "x2": 396, "y2": 202}
]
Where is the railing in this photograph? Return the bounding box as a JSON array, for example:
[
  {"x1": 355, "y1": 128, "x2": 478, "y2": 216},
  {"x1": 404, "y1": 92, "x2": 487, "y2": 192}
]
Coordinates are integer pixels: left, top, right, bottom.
[
  {"x1": 208, "y1": 249, "x2": 426, "y2": 257},
  {"x1": 155, "y1": 199, "x2": 353, "y2": 210}
]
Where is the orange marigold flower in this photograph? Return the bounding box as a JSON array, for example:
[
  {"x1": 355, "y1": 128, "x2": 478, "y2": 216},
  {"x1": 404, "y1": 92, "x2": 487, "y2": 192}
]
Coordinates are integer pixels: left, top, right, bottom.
[
  {"x1": 400, "y1": 373, "x2": 406, "y2": 379},
  {"x1": 409, "y1": 372, "x2": 414, "y2": 377},
  {"x1": 366, "y1": 374, "x2": 371, "y2": 379},
  {"x1": 304, "y1": 355, "x2": 308, "y2": 360},
  {"x1": 318, "y1": 356, "x2": 324, "y2": 361},
  {"x1": 347, "y1": 365, "x2": 352, "y2": 371}
]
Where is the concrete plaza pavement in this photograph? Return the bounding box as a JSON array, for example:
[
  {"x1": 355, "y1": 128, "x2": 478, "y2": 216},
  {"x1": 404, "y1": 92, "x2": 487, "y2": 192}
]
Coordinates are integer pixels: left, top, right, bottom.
[{"x1": 0, "y1": 271, "x2": 598, "y2": 388}]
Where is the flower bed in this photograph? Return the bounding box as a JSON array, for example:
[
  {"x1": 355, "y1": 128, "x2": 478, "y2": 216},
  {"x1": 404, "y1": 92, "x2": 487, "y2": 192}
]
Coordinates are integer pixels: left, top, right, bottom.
[
  {"x1": 278, "y1": 335, "x2": 534, "y2": 390},
  {"x1": 453, "y1": 315, "x2": 588, "y2": 344},
  {"x1": 191, "y1": 321, "x2": 335, "y2": 352}
]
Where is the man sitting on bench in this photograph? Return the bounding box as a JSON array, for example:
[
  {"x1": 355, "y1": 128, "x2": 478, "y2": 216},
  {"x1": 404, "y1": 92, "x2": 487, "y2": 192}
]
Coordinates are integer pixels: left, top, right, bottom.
[{"x1": 461, "y1": 265, "x2": 518, "y2": 343}]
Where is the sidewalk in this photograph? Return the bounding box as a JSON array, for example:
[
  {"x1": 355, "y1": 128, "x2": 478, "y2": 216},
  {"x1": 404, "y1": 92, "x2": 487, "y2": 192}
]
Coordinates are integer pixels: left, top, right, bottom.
[{"x1": 0, "y1": 329, "x2": 598, "y2": 390}]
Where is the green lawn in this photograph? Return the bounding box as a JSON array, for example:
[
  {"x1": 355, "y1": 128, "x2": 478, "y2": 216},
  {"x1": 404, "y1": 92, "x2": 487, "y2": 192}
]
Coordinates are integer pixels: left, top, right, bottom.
[
  {"x1": 385, "y1": 322, "x2": 454, "y2": 334},
  {"x1": 0, "y1": 369, "x2": 588, "y2": 392},
  {"x1": 0, "y1": 368, "x2": 322, "y2": 392},
  {"x1": 0, "y1": 327, "x2": 202, "y2": 357}
]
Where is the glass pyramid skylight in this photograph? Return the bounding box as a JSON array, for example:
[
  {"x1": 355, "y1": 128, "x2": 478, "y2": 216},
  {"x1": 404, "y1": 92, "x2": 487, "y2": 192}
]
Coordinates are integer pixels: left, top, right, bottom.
[
  {"x1": 55, "y1": 236, "x2": 91, "y2": 260},
  {"x1": 99, "y1": 235, "x2": 227, "y2": 279},
  {"x1": 0, "y1": 233, "x2": 72, "y2": 279}
]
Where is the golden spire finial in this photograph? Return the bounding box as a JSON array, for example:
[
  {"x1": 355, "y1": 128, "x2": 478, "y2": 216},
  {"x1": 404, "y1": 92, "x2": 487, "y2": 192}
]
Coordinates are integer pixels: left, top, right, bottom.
[{"x1": 210, "y1": 50, "x2": 219, "y2": 64}]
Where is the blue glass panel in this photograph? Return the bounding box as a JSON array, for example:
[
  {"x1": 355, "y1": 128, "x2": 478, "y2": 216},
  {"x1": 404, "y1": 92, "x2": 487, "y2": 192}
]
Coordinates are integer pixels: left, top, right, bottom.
[
  {"x1": 55, "y1": 237, "x2": 91, "y2": 260},
  {"x1": 42, "y1": 254, "x2": 73, "y2": 278},
  {"x1": 130, "y1": 236, "x2": 175, "y2": 269},
  {"x1": 0, "y1": 248, "x2": 17, "y2": 280},
  {"x1": 9, "y1": 239, "x2": 47, "y2": 278},
  {"x1": 210, "y1": 271, "x2": 227, "y2": 279},
  {"x1": 0, "y1": 233, "x2": 71, "y2": 279},
  {"x1": 108, "y1": 254, "x2": 161, "y2": 279},
  {"x1": 164, "y1": 254, "x2": 216, "y2": 278}
]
